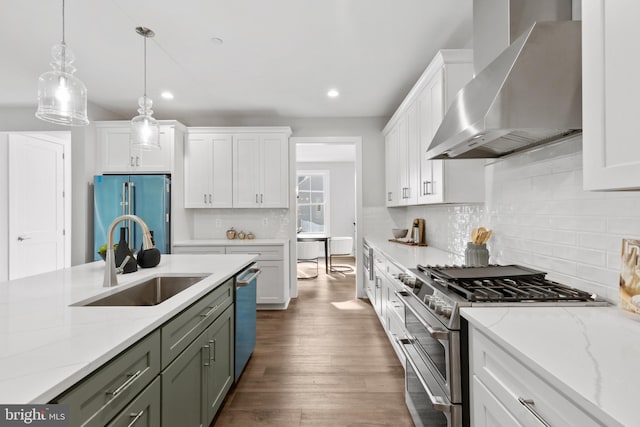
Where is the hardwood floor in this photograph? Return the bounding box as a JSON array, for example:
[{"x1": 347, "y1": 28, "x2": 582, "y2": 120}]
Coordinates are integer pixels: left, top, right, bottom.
[{"x1": 213, "y1": 258, "x2": 414, "y2": 426}]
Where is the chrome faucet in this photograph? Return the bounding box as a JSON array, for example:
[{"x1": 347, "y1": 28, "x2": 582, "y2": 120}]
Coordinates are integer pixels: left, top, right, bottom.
[{"x1": 103, "y1": 214, "x2": 154, "y2": 287}]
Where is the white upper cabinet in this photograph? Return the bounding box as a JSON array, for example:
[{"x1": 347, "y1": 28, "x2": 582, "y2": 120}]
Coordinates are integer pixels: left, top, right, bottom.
[
  {"x1": 183, "y1": 127, "x2": 291, "y2": 209},
  {"x1": 583, "y1": 0, "x2": 640, "y2": 190},
  {"x1": 233, "y1": 132, "x2": 290, "y2": 208},
  {"x1": 184, "y1": 132, "x2": 233, "y2": 208},
  {"x1": 384, "y1": 50, "x2": 485, "y2": 206},
  {"x1": 96, "y1": 121, "x2": 178, "y2": 173}
]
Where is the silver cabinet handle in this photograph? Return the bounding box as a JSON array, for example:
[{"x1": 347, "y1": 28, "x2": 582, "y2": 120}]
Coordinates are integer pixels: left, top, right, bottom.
[
  {"x1": 130, "y1": 156, "x2": 135, "y2": 167},
  {"x1": 200, "y1": 304, "x2": 219, "y2": 318},
  {"x1": 106, "y1": 370, "x2": 142, "y2": 396},
  {"x1": 209, "y1": 194, "x2": 212, "y2": 203},
  {"x1": 127, "y1": 410, "x2": 144, "y2": 427},
  {"x1": 209, "y1": 339, "x2": 216, "y2": 363},
  {"x1": 260, "y1": 193, "x2": 263, "y2": 203},
  {"x1": 387, "y1": 192, "x2": 392, "y2": 202},
  {"x1": 17, "y1": 236, "x2": 31, "y2": 241},
  {"x1": 423, "y1": 181, "x2": 432, "y2": 195},
  {"x1": 203, "y1": 345, "x2": 210, "y2": 367},
  {"x1": 136, "y1": 156, "x2": 140, "y2": 167},
  {"x1": 203, "y1": 194, "x2": 207, "y2": 203},
  {"x1": 255, "y1": 194, "x2": 259, "y2": 203},
  {"x1": 518, "y1": 398, "x2": 551, "y2": 427}
]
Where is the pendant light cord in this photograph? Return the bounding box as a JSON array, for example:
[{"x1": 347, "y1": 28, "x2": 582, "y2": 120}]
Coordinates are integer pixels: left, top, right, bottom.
[
  {"x1": 143, "y1": 34, "x2": 147, "y2": 99},
  {"x1": 61, "y1": 0, "x2": 65, "y2": 44}
]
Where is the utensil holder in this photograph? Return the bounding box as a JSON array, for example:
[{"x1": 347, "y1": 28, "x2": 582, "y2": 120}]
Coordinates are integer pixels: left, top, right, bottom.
[{"x1": 465, "y1": 242, "x2": 489, "y2": 267}]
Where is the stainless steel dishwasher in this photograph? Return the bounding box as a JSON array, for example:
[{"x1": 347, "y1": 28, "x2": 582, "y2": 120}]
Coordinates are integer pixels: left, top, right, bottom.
[{"x1": 234, "y1": 263, "x2": 261, "y2": 382}]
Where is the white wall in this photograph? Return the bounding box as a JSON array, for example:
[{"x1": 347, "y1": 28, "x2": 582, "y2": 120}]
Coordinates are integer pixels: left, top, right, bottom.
[
  {"x1": 406, "y1": 136, "x2": 640, "y2": 303},
  {"x1": 296, "y1": 161, "x2": 356, "y2": 247},
  {"x1": 0, "y1": 104, "x2": 123, "y2": 270}
]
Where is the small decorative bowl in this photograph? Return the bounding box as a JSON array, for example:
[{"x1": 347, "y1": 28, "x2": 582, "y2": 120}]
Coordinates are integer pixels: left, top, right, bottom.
[{"x1": 392, "y1": 228, "x2": 408, "y2": 239}]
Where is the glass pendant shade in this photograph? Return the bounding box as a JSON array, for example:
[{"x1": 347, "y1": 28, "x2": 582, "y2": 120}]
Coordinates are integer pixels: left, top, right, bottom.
[
  {"x1": 131, "y1": 27, "x2": 160, "y2": 150},
  {"x1": 36, "y1": 43, "x2": 89, "y2": 126},
  {"x1": 131, "y1": 96, "x2": 160, "y2": 150}
]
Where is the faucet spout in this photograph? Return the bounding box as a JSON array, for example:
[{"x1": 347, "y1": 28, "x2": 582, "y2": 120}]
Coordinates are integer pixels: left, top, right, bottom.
[{"x1": 103, "y1": 214, "x2": 154, "y2": 287}]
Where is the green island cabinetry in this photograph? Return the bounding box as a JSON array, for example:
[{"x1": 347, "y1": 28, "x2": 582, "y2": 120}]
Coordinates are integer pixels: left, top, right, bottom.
[{"x1": 53, "y1": 277, "x2": 235, "y2": 427}]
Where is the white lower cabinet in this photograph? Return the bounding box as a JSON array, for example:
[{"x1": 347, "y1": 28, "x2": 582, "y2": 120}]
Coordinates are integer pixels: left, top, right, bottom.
[
  {"x1": 173, "y1": 243, "x2": 290, "y2": 308},
  {"x1": 469, "y1": 325, "x2": 604, "y2": 427}
]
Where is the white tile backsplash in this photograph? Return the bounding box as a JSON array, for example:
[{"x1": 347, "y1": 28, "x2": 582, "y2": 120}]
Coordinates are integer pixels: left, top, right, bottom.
[
  {"x1": 192, "y1": 209, "x2": 290, "y2": 239},
  {"x1": 407, "y1": 136, "x2": 640, "y2": 303}
]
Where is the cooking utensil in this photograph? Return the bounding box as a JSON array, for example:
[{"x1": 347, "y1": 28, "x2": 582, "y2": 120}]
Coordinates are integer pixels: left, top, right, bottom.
[
  {"x1": 471, "y1": 228, "x2": 479, "y2": 243},
  {"x1": 481, "y1": 230, "x2": 492, "y2": 244}
]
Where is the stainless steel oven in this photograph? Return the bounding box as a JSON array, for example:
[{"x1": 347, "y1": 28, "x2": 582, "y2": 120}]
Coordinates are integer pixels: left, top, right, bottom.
[
  {"x1": 395, "y1": 287, "x2": 462, "y2": 427},
  {"x1": 397, "y1": 337, "x2": 463, "y2": 427}
]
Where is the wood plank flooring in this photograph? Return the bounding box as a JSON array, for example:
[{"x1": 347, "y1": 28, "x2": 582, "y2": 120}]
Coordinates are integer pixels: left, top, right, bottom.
[{"x1": 213, "y1": 258, "x2": 414, "y2": 426}]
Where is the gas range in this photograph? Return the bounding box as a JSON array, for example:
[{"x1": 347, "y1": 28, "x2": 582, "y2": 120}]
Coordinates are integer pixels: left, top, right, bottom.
[{"x1": 393, "y1": 264, "x2": 608, "y2": 427}]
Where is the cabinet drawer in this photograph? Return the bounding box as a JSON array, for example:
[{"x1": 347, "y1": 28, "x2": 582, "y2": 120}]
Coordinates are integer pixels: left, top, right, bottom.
[
  {"x1": 161, "y1": 278, "x2": 233, "y2": 368},
  {"x1": 225, "y1": 245, "x2": 283, "y2": 260},
  {"x1": 55, "y1": 331, "x2": 160, "y2": 427},
  {"x1": 470, "y1": 328, "x2": 604, "y2": 427},
  {"x1": 172, "y1": 245, "x2": 226, "y2": 254},
  {"x1": 106, "y1": 377, "x2": 160, "y2": 427}
]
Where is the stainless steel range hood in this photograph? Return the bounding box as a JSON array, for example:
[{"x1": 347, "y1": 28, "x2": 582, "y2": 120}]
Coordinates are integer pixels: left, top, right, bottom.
[{"x1": 426, "y1": 19, "x2": 582, "y2": 159}]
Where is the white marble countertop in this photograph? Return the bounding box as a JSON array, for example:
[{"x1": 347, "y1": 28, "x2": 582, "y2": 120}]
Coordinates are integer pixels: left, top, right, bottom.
[
  {"x1": 0, "y1": 254, "x2": 256, "y2": 404},
  {"x1": 462, "y1": 306, "x2": 638, "y2": 427},
  {"x1": 364, "y1": 235, "x2": 463, "y2": 268},
  {"x1": 173, "y1": 239, "x2": 289, "y2": 246}
]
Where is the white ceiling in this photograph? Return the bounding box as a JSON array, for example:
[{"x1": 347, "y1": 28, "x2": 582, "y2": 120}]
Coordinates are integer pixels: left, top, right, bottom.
[{"x1": 0, "y1": 0, "x2": 472, "y2": 122}]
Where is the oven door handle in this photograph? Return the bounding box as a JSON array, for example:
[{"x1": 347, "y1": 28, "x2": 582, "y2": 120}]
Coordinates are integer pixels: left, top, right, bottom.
[
  {"x1": 396, "y1": 338, "x2": 452, "y2": 414},
  {"x1": 395, "y1": 291, "x2": 449, "y2": 341}
]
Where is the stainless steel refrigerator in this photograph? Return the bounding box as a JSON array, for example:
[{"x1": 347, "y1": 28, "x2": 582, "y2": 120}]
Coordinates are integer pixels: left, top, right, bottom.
[{"x1": 93, "y1": 174, "x2": 171, "y2": 261}]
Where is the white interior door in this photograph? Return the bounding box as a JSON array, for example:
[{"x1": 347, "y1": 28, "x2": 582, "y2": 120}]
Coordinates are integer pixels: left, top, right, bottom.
[{"x1": 9, "y1": 134, "x2": 65, "y2": 280}]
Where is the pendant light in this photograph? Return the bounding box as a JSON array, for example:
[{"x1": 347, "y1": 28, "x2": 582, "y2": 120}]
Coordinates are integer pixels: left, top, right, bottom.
[
  {"x1": 130, "y1": 27, "x2": 160, "y2": 150},
  {"x1": 36, "y1": 0, "x2": 89, "y2": 126}
]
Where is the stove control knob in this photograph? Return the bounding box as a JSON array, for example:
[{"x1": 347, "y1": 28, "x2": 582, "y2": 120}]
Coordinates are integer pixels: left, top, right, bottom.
[
  {"x1": 429, "y1": 297, "x2": 441, "y2": 310},
  {"x1": 440, "y1": 305, "x2": 453, "y2": 318}
]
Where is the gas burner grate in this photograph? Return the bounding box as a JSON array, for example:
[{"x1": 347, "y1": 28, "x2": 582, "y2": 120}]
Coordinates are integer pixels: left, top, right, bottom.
[{"x1": 417, "y1": 264, "x2": 596, "y2": 303}]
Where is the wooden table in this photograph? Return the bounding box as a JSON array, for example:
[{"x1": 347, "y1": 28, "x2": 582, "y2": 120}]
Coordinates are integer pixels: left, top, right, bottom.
[{"x1": 296, "y1": 234, "x2": 329, "y2": 273}]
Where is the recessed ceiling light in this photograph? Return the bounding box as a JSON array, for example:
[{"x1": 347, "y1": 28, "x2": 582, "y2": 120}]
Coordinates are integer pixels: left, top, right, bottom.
[
  {"x1": 327, "y1": 89, "x2": 340, "y2": 98},
  {"x1": 211, "y1": 37, "x2": 224, "y2": 45},
  {"x1": 161, "y1": 91, "x2": 174, "y2": 100}
]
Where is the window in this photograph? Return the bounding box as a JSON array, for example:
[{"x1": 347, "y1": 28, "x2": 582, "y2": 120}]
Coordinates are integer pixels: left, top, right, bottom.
[{"x1": 296, "y1": 171, "x2": 329, "y2": 234}]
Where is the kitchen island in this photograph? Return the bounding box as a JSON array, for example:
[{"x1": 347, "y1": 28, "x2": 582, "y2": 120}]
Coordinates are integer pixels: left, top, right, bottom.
[{"x1": 0, "y1": 254, "x2": 255, "y2": 404}]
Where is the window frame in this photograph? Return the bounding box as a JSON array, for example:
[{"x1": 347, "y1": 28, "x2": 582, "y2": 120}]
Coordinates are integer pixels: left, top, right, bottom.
[{"x1": 296, "y1": 170, "x2": 330, "y2": 235}]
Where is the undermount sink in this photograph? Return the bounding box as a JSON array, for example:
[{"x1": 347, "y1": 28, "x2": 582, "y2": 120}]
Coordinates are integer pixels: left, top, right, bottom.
[{"x1": 76, "y1": 275, "x2": 208, "y2": 306}]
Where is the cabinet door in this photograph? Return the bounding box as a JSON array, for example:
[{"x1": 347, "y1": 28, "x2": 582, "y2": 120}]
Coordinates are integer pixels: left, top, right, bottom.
[
  {"x1": 210, "y1": 135, "x2": 233, "y2": 207},
  {"x1": 133, "y1": 127, "x2": 173, "y2": 173},
  {"x1": 260, "y1": 134, "x2": 289, "y2": 208},
  {"x1": 233, "y1": 134, "x2": 261, "y2": 207},
  {"x1": 255, "y1": 260, "x2": 285, "y2": 304},
  {"x1": 107, "y1": 377, "x2": 161, "y2": 427},
  {"x1": 185, "y1": 135, "x2": 212, "y2": 208},
  {"x1": 472, "y1": 377, "x2": 523, "y2": 427},
  {"x1": 405, "y1": 102, "x2": 419, "y2": 205},
  {"x1": 206, "y1": 305, "x2": 235, "y2": 423},
  {"x1": 385, "y1": 127, "x2": 400, "y2": 206},
  {"x1": 418, "y1": 71, "x2": 445, "y2": 204},
  {"x1": 162, "y1": 331, "x2": 209, "y2": 427},
  {"x1": 98, "y1": 126, "x2": 133, "y2": 173},
  {"x1": 583, "y1": 0, "x2": 640, "y2": 190}
]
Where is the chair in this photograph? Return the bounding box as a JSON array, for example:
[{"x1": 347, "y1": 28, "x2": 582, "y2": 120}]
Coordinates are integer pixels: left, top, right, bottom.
[
  {"x1": 297, "y1": 241, "x2": 322, "y2": 279},
  {"x1": 329, "y1": 237, "x2": 354, "y2": 273}
]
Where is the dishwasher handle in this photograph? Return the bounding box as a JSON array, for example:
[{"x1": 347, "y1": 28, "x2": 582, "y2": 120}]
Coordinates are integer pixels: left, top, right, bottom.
[{"x1": 237, "y1": 266, "x2": 261, "y2": 287}]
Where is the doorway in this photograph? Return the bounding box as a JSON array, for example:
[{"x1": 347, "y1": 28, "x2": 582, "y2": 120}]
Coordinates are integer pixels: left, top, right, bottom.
[
  {"x1": 3, "y1": 132, "x2": 71, "y2": 280},
  {"x1": 288, "y1": 137, "x2": 363, "y2": 299}
]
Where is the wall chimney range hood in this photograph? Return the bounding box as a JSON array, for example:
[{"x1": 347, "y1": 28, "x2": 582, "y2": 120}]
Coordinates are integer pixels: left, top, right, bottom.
[{"x1": 426, "y1": 0, "x2": 581, "y2": 159}]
